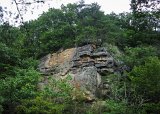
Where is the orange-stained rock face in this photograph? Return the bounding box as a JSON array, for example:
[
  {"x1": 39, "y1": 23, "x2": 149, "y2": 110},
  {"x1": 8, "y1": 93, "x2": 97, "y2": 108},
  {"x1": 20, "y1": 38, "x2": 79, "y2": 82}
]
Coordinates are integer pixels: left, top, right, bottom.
[{"x1": 48, "y1": 48, "x2": 76, "y2": 67}]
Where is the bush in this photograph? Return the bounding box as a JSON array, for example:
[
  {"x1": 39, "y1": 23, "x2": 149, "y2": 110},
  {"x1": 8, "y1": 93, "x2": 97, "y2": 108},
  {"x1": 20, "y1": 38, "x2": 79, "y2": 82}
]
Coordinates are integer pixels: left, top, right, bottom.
[
  {"x1": 16, "y1": 75, "x2": 73, "y2": 114},
  {"x1": 16, "y1": 96, "x2": 65, "y2": 114},
  {"x1": 105, "y1": 100, "x2": 129, "y2": 114}
]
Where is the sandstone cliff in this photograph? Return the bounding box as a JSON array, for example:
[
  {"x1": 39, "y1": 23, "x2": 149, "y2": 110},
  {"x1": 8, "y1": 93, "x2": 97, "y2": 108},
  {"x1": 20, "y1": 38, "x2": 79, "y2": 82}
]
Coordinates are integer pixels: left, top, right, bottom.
[{"x1": 38, "y1": 44, "x2": 119, "y2": 99}]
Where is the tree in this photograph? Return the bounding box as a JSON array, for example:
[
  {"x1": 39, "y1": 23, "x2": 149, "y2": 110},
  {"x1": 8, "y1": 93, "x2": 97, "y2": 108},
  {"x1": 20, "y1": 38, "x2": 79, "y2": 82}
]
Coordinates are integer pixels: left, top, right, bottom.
[
  {"x1": 122, "y1": 45, "x2": 157, "y2": 68},
  {"x1": 129, "y1": 57, "x2": 160, "y2": 113},
  {"x1": 0, "y1": 42, "x2": 21, "y2": 79},
  {"x1": 131, "y1": 0, "x2": 160, "y2": 13},
  {"x1": 128, "y1": 0, "x2": 160, "y2": 47},
  {"x1": 0, "y1": 68, "x2": 40, "y2": 113}
]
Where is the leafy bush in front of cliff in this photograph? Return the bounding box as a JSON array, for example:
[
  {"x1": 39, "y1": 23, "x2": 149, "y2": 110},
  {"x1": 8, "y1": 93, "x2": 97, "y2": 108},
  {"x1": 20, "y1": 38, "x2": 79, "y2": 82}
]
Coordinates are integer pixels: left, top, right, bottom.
[
  {"x1": 42, "y1": 77, "x2": 73, "y2": 103},
  {"x1": 16, "y1": 96, "x2": 65, "y2": 114},
  {"x1": 16, "y1": 75, "x2": 73, "y2": 114}
]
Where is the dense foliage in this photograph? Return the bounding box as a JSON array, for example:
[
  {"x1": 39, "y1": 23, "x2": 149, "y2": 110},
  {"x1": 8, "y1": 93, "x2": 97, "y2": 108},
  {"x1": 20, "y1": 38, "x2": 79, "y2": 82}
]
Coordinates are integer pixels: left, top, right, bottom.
[{"x1": 0, "y1": 0, "x2": 160, "y2": 114}]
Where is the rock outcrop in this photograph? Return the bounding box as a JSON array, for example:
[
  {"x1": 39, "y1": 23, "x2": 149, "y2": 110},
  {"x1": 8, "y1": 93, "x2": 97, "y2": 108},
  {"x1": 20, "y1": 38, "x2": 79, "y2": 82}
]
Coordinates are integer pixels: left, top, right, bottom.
[{"x1": 38, "y1": 44, "x2": 118, "y2": 99}]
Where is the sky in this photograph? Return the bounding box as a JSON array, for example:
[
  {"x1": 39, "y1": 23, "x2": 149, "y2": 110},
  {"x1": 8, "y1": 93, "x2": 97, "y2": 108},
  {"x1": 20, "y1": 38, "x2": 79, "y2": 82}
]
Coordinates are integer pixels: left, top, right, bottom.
[{"x1": 0, "y1": 0, "x2": 131, "y2": 22}]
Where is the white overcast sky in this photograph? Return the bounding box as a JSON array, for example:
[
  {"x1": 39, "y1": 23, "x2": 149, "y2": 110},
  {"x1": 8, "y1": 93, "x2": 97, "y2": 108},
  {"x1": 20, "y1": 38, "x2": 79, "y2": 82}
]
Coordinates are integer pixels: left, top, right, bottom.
[{"x1": 0, "y1": 0, "x2": 131, "y2": 22}]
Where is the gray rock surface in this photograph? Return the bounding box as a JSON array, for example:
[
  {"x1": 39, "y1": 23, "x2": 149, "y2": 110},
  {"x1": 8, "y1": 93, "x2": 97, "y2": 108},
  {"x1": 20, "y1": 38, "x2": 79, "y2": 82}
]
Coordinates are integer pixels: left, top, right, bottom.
[{"x1": 73, "y1": 66, "x2": 101, "y2": 95}]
